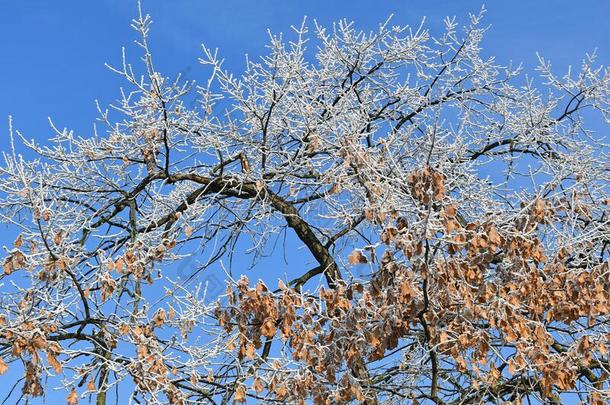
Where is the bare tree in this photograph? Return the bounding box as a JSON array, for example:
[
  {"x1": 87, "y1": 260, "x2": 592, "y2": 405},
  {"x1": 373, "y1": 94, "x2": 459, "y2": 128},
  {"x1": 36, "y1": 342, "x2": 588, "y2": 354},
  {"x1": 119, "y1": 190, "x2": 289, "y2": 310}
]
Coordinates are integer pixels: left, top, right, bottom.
[{"x1": 0, "y1": 5, "x2": 609, "y2": 405}]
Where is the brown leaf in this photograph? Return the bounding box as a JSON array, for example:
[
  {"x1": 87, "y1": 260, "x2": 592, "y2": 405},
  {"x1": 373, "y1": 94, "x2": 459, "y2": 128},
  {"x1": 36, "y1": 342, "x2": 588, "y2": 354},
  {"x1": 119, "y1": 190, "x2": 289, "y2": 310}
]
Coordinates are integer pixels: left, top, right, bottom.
[
  {"x1": 240, "y1": 154, "x2": 250, "y2": 173},
  {"x1": 348, "y1": 249, "x2": 368, "y2": 265},
  {"x1": 190, "y1": 372, "x2": 199, "y2": 386},
  {"x1": 66, "y1": 388, "x2": 78, "y2": 405},
  {"x1": 245, "y1": 342, "x2": 256, "y2": 360},
  {"x1": 14, "y1": 234, "x2": 23, "y2": 248},
  {"x1": 153, "y1": 309, "x2": 166, "y2": 327},
  {"x1": 328, "y1": 183, "x2": 341, "y2": 194},
  {"x1": 118, "y1": 323, "x2": 130, "y2": 335},
  {"x1": 487, "y1": 225, "x2": 501, "y2": 245},
  {"x1": 261, "y1": 318, "x2": 276, "y2": 338},
  {"x1": 86, "y1": 379, "x2": 96, "y2": 392},
  {"x1": 234, "y1": 383, "x2": 247, "y2": 403},
  {"x1": 3, "y1": 260, "x2": 13, "y2": 275},
  {"x1": 0, "y1": 358, "x2": 7, "y2": 375},
  {"x1": 47, "y1": 353, "x2": 62, "y2": 374},
  {"x1": 115, "y1": 258, "x2": 124, "y2": 274},
  {"x1": 252, "y1": 377, "x2": 264, "y2": 394}
]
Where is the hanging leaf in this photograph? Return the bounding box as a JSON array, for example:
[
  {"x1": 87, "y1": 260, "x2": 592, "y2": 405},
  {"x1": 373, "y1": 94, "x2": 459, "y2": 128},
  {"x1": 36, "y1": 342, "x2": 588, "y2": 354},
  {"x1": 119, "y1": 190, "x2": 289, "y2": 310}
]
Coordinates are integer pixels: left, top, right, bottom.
[
  {"x1": 348, "y1": 249, "x2": 368, "y2": 265},
  {"x1": 66, "y1": 388, "x2": 78, "y2": 405}
]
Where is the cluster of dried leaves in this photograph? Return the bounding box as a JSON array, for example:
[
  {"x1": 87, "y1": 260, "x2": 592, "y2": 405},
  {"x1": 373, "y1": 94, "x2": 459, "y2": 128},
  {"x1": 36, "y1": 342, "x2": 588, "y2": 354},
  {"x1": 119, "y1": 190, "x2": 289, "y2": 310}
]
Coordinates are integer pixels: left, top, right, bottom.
[{"x1": 216, "y1": 169, "x2": 610, "y2": 404}]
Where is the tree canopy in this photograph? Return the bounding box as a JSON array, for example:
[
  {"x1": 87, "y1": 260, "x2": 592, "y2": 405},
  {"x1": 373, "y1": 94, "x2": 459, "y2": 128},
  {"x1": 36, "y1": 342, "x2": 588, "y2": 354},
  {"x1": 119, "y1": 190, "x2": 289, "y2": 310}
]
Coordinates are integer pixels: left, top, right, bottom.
[{"x1": 0, "y1": 6, "x2": 609, "y2": 405}]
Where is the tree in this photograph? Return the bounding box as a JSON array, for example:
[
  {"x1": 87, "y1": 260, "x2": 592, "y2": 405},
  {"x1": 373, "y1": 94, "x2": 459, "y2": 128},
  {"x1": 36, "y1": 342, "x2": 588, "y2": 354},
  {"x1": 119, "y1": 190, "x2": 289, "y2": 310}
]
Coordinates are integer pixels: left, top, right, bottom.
[{"x1": 0, "y1": 5, "x2": 609, "y2": 405}]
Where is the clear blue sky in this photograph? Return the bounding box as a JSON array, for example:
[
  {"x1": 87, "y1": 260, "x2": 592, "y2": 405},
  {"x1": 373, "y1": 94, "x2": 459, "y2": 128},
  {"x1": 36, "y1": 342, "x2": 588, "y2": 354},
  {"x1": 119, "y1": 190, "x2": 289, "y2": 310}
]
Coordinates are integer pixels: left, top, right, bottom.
[
  {"x1": 1, "y1": 1, "x2": 608, "y2": 138},
  {"x1": 0, "y1": 1, "x2": 608, "y2": 404}
]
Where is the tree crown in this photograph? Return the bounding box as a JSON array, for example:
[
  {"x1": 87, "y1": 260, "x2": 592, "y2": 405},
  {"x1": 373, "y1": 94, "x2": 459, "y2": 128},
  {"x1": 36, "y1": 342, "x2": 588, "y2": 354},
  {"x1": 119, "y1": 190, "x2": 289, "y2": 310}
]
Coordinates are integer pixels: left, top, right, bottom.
[{"x1": 0, "y1": 6, "x2": 609, "y2": 405}]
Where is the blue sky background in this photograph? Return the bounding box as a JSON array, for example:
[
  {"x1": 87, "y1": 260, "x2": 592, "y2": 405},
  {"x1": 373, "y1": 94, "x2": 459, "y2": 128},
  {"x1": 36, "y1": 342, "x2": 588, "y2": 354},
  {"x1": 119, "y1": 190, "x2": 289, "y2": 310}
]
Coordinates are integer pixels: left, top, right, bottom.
[
  {"x1": 1, "y1": 0, "x2": 609, "y2": 138},
  {"x1": 0, "y1": 1, "x2": 608, "y2": 404}
]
